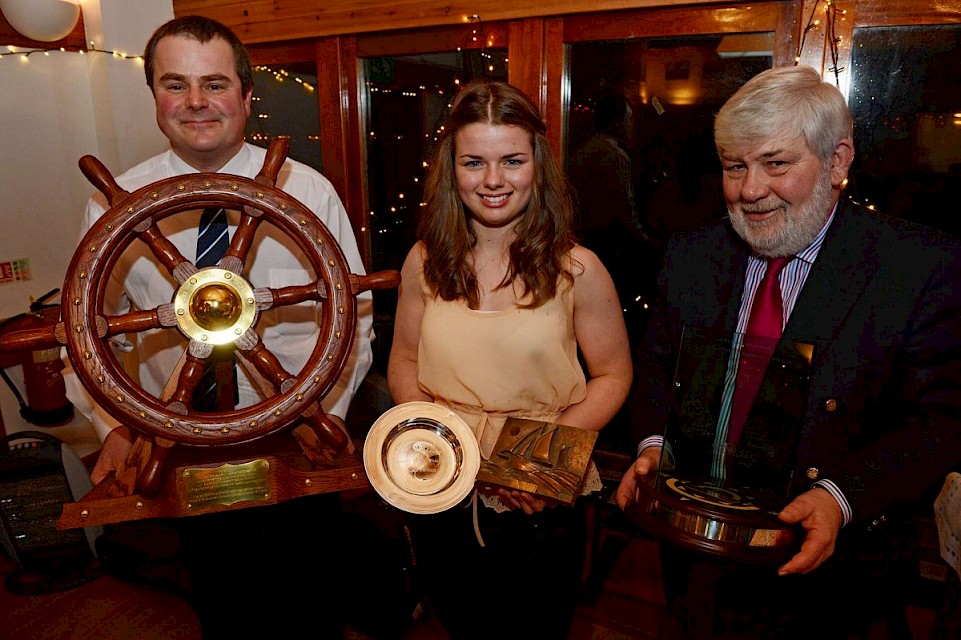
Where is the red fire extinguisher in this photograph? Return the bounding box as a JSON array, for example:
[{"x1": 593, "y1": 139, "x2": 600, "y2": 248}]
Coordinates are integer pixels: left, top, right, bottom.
[{"x1": 0, "y1": 289, "x2": 74, "y2": 427}]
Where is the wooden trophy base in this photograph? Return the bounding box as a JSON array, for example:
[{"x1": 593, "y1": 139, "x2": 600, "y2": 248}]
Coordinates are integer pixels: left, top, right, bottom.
[
  {"x1": 627, "y1": 471, "x2": 799, "y2": 564},
  {"x1": 58, "y1": 427, "x2": 369, "y2": 530}
]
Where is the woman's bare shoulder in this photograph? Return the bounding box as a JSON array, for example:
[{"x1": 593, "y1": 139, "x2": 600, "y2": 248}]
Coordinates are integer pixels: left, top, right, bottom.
[
  {"x1": 402, "y1": 241, "x2": 428, "y2": 269},
  {"x1": 570, "y1": 244, "x2": 605, "y2": 277}
]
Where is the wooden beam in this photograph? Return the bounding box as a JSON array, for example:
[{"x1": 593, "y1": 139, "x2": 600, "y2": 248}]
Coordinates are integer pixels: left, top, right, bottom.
[{"x1": 172, "y1": 0, "x2": 738, "y2": 44}]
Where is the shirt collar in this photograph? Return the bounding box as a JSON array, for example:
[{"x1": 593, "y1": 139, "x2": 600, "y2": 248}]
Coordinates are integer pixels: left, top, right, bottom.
[
  {"x1": 796, "y1": 204, "x2": 838, "y2": 265},
  {"x1": 167, "y1": 143, "x2": 250, "y2": 176}
]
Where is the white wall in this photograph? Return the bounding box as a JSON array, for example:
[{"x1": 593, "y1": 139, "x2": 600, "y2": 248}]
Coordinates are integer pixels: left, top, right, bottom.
[{"x1": 0, "y1": 0, "x2": 173, "y2": 442}]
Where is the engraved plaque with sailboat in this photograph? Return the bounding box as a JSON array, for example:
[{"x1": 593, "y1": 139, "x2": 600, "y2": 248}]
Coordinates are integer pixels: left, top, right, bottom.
[{"x1": 474, "y1": 417, "x2": 598, "y2": 505}]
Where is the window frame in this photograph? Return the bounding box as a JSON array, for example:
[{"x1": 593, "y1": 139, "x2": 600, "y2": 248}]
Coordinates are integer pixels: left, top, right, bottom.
[{"x1": 244, "y1": 0, "x2": 959, "y2": 269}]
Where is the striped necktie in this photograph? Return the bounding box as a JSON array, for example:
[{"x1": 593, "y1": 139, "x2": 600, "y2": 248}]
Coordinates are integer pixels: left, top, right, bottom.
[
  {"x1": 192, "y1": 207, "x2": 237, "y2": 411},
  {"x1": 196, "y1": 207, "x2": 229, "y2": 268}
]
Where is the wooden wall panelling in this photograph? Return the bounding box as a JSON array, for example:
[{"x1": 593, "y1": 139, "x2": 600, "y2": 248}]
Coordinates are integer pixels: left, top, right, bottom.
[
  {"x1": 314, "y1": 35, "x2": 369, "y2": 264},
  {"x1": 562, "y1": 3, "x2": 790, "y2": 42},
  {"x1": 314, "y1": 36, "x2": 347, "y2": 203},
  {"x1": 852, "y1": 0, "x2": 961, "y2": 26},
  {"x1": 172, "y1": 0, "x2": 738, "y2": 43},
  {"x1": 794, "y1": 0, "x2": 831, "y2": 74},
  {"x1": 247, "y1": 38, "x2": 317, "y2": 64},
  {"x1": 508, "y1": 18, "x2": 547, "y2": 113},
  {"x1": 506, "y1": 16, "x2": 568, "y2": 158},
  {"x1": 507, "y1": 17, "x2": 568, "y2": 157},
  {"x1": 794, "y1": 0, "x2": 855, "y2": 97},
  {"x1": 772, "y1": 1, "x2": 802, "y2": 67},
  {"x1": 544, "y1": 18, "x2": 567, "y2": 159},
  {"x1": 338, "y1": 35, "x2": 371, "y2": 269},
  {"x1": 832, "y1": 0, "x2": 855, "y2": 99},
  {"x1": 353, "y1": 22, "x2": 510, "y2": 57}
]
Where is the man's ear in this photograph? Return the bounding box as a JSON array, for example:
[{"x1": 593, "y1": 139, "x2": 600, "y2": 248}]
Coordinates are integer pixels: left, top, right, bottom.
[{"x1": 830, "y1": 138, "x2": 855, "y2": 188}]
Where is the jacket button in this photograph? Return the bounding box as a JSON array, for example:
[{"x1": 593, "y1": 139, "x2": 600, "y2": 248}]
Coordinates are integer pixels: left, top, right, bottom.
[
  {"x1": 824, "y1": 398, "x2": 838, "y2": 412},
  {"x1": 806, "y1": 467, "x2": 819, "y2": 480}
]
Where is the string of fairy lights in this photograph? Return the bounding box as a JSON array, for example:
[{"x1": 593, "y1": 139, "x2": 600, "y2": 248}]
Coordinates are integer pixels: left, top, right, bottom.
[
  {"x1": 794, "y1": 0, "x2": 845, "y2": 85},
  {"x1": 364, "y1": 14, "x2": 509, "y2": 254},
  {"x1": 0, "y1": 42, "x2": 141, "y2": 60},
  {"x1": 247, "y1": 64, "x2": 316, "y2": 143}
]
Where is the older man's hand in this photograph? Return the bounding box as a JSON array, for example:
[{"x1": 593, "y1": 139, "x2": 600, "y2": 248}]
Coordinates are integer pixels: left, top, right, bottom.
[
  {"x1": 614, "y1": 447, "x2": 661, "y2": 510},
  {"x1": 776, "y1": 487, "x2": 843, "y2": 575}
]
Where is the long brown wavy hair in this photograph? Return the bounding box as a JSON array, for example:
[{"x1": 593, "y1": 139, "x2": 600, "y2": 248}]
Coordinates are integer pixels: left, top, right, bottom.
[{"x1": 418, "y1": 80, "x2": 577, "y2": 309}]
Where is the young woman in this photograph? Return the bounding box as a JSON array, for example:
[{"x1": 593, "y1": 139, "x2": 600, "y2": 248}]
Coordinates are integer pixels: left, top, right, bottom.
[{"x1": 387, "y1": 80, "x2": 632, "y2": 639}]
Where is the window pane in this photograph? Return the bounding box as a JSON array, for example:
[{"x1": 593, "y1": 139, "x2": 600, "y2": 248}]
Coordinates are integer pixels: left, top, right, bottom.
[
  {"x1": 247, "y1": 61, "x2": 323, "y2": 172},
  {"x1": 566, "y1": 36, "x2": 771, "y2": 334},
  {"x1": 363, "y1": 49, "x2": 508, "y2": 369},
  {"x1": 365, "y1": 51, "x2": 509, "y2": 272},
  {"x1": 566, "y1": 35, "x2": 771, "y2": 453},
  {"x1": 848, "y1": 25, "x2": 961, "y2": 239}
]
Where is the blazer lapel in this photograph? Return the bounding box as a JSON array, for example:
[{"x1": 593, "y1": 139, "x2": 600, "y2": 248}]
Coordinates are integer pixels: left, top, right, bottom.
[{"x1": 782, "y1": 200, "x2": 881, "y2": 360}]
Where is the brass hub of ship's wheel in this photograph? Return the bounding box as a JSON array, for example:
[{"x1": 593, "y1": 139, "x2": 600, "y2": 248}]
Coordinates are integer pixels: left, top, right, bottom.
[{"x1": 174, "y1": 268, "x2": 257, "y2": 345}]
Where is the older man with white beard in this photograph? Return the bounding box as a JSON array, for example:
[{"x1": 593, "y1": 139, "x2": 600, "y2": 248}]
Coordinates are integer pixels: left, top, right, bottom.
[{"x1": 616, "y1": 64, "x2": 961, "y2": 639}]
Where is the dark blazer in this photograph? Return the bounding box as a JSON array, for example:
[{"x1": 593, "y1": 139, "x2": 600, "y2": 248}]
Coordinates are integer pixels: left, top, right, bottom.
[{"x1": 633, "y1": 197, "x2": 961, "y2": 531}]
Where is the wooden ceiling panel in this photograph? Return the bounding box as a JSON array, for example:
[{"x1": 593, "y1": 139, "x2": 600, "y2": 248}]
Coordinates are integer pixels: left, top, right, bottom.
[{"x1": 172, "y1": 0, "x2": 735, "y2": 43}]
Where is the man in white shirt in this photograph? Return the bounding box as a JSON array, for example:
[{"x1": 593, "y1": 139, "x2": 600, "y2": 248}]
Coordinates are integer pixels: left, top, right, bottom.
[
  {"x1": 66, "y1": 17, "x2": 373, "y2": 485},
  {"x1": 64, "y1": 15, "x2": 375, "y2": 638}
]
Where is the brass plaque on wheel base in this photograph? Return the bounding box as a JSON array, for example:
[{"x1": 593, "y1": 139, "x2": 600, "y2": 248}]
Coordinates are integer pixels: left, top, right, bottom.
[
  {"x1": 181, "y1": 459, "x2": 271, "y2": 509},
  {"x1": 56, "y1": 434, "x2": 371, "y2": 529}
]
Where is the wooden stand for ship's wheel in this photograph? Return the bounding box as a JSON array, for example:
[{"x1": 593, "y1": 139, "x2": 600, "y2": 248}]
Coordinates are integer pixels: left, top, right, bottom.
[{"x1": 0, "y1": 137, "x2": 400, "y2": 529}]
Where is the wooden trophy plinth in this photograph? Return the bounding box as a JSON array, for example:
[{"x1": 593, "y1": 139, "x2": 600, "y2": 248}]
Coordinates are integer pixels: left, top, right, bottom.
[
  {"x1": 627, "y1": 470, "x2": 799, "y2": 564},
  {"x1": 58, "y1": 426, "x2": 369, "y2": 529}
]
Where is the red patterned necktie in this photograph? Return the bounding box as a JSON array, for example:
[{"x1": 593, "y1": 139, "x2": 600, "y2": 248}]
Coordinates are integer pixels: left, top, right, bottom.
[{"x1": 726, "y1": 256, "x2": 792, "y2": 449}]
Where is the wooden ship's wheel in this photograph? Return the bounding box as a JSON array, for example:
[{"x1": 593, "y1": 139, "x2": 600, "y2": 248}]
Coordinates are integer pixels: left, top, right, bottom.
[{"x1": 0, "y1": 138, "x2": 400, "y2": 527}]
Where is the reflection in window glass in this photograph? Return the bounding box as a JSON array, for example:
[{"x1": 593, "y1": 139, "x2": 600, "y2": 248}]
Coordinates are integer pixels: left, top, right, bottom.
[
  {"x1": 848, "y1": 25, "x2": 961, "y2": 239},
  {"x1": 363, "y1": 49, "x2": 508, "y2": 369},
  {"x1": 566, "y1": 36, "x2": 770, "y2": 341},
  {"x1": 246, "y1": 61, "x2": 323, "y2": 172},
  {"x1": 364, "y1": 50, "x2": 508, "y2": 275},
  {"x1": 566, "y1": 35, "x2": 770, "y2": 453}
]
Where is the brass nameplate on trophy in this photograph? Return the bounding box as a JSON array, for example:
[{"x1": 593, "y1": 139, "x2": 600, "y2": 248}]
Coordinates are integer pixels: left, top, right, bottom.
[
  {"x1": 475, "y1": 417, "x2": 597, "y2": 506},
  {"x1": 182, "y1": 459, "x2": 271, "y2": 509}
]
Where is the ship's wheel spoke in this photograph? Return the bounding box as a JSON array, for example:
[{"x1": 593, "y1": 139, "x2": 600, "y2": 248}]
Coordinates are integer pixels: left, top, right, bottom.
[{"x1": 59, "y1": 136, "x2": 398, "y2": 452}]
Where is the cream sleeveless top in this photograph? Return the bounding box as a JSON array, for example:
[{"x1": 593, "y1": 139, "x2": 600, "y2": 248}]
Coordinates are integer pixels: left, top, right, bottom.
[{"x1": 417, "y1": 271, "x2": 588, "y2": 459}]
